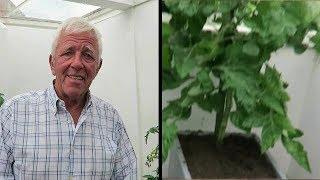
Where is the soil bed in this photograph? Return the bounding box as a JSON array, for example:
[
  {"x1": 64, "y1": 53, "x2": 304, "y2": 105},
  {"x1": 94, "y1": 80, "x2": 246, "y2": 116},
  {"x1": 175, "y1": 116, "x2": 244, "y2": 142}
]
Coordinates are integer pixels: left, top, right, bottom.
[{"x1": 178, "y1": 132, "x2": 278, "y2": 179}]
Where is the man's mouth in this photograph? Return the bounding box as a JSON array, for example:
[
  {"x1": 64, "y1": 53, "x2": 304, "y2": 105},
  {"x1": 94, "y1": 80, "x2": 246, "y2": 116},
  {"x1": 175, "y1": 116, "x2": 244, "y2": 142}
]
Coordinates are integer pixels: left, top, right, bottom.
[{"x1": 67, "y1": 75, "x2": 85, "y2": 81}]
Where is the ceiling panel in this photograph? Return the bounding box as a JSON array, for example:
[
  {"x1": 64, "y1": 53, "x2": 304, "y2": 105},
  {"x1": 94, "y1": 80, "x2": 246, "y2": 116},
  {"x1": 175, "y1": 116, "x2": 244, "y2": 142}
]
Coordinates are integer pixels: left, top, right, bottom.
[
  {"x1": 10, "y1": 0, "x2": 101, "y2": 21},
  {"x1": 0, "y1": 0, "x2": 133, "y2": 27},
  {"x1": 10, "y1": 0, "x2": 24, "y2": 6}
]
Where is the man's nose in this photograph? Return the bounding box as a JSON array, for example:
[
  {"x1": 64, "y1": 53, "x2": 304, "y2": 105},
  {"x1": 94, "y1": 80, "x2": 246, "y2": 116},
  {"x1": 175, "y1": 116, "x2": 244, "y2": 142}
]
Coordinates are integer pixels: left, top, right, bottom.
[{"x1": 70, "y1": 52, "x2": 84, "y2": 69}]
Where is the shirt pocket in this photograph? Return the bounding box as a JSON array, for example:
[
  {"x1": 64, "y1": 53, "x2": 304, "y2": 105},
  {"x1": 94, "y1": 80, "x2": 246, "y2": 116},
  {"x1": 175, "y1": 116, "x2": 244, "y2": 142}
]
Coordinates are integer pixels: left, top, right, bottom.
[{"x1": 73, "y1": 136, "x2": 117, "y2": 178}]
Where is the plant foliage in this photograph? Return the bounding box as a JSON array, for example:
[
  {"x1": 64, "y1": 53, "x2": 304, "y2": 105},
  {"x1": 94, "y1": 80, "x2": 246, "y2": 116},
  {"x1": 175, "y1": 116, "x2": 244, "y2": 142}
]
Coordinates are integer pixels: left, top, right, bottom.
[
  {"x1": 143, "y1": 126, "x2": 159, "y2": 180},
  {"x1": 0, "y1": 93, "x2": 3, "y2": 107},
  {"x1": 162, "y1": 0, "x2": 320, "y2": 172}
]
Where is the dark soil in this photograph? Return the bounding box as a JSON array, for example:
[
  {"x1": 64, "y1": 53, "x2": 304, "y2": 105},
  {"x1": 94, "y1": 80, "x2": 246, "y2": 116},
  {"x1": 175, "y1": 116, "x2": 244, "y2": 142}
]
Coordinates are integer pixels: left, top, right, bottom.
[{"x1": 178, "y1": 132, "x2": 279, "y2": 179}]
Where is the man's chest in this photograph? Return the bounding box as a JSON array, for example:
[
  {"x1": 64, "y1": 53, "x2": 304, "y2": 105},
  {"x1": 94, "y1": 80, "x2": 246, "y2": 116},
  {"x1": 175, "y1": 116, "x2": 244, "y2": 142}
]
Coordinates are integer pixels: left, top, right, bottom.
[{"x1": 11, "y1": 115, "x2": 117, "y2": 179}]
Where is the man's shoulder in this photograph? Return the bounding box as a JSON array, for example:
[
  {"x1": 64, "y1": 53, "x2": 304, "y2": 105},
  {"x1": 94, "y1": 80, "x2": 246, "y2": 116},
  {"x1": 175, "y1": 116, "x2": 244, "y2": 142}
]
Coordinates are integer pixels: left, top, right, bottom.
[
  {"x1": 91, "y1": 95, "x2": 118, "y2": 112},
  {"x1": 0, "y1": 90, "x2": 46, "y2": 119},
  {"x1": 2, "y1": 89, "x2": 46, "y2": 107}
]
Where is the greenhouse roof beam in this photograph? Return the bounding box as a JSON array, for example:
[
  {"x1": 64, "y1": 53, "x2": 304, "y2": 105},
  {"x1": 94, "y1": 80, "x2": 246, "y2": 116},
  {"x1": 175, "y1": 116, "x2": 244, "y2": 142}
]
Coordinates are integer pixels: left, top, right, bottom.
[
  {"x1": 6, "y1": 0, "x2": 30, "y2": 17},
  {"x1": 64, "y1": 0, "x2": 133, "y2": 10}
]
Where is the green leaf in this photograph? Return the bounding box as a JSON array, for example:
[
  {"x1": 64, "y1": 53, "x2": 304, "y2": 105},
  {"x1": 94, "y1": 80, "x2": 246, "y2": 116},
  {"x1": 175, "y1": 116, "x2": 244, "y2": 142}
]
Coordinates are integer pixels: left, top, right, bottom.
[
  {"x1": 282, "y1": 136, "x2": 311, "y2": 172},
  {"x1": 244, "y1": 2, "x2": 257, "y2": 16},
  {"x1": 261, "y1": 120, "x2": 282, "y2": 152},
  {"x1": 230, "y1": 111, "x2": 251, "y2": 133},
  {"x1": 172, "y1": 46, "x2": 197, "y2": 78},
  {"x1": 187, "y1": 13, "x2": 207, "y2": 35},
  {"x1": 197, "y1": 68, "x2": 214, "y2": 92},
  {"x1": 202, "y1": 2, "x2": 216, "y2": 16},
  {"x1": 162, "y1": 22, "x2": 172, "y2": 41},
  {"x1": 283, "y1": 1, "x2": 320, "y2": 26},
  {"x1": 311, "y1": 32, "x2": 320, "y2": 53},
  {"x1": 143, "y1": 174, "x2": 157, "y2": 180},
  {"x1": 162, "y1": 99, "x2": 192, "y2": 121},
  {"x1": 162, "y1": 121, "x2": 177, "y2": 162},
  {"x1": 262, "y1": 65, "x2": 290, "y2": 102},
  {"x1": 217, "y1": 0, "x2": 238, "y2": 13},
  {"x1": 192, "y1": 38, "x2": 220, "y2": 65},
  {"x1": 171, "y1": 36, "x2": 220, "y2": 79},
  {"x1": 169, "y1": 30, "x2": 190, "y2": 48},
  {"x1": 165, "y1": 0, "x2": 210, "y2": 36},
  {"x1": 181, "y1": 96, "x2": 193, "y2": 107},
  {"x1": 287, "y1": 128, "x2": 303, "y2": 139},
  {"x1": 293, "y1": 44, "x2": 307, "y2": 54},
  {"x1": 178, "y1": 0, "x2": 198, "y2": 16},
  {"x1": 220, "y1": 65, "x2": 260, "y2": 112},
  {"x1": 243, "y1": 41, "x2": 260, "y2": 56},
  {"x1": 169, "y1": 13, "x2": 187, "y2": 30},
  {"x1": 242, "y1": 111, "x2": 269, "y2": 128},
  {"x1": 162, "y1": 102, "x2": 176, "y2": 121},
  {"x1": 162, "y1": 23, "x2": 172, "y2": 71},
  {"x1": 287, "y1": 28, "x2": 308, "y2": 54},
  {"x1": 0, "y1": 96, "x2": 3, "y2": 107},
  {"x1": 188, "y1": 84, "x2": 202, "y2": 96},
  {"x1": 162, "y1": 70, "x2": 187, "y2": 91},
  {"x1": 165, "y1": 0, "x2": 199, "y2": 17},
  {"x1": 196, "y1": 93, "x2": 221, "y2": 113},
  {"x1": 243, "y1": 1, "x2": 300, "y2": 47},
  {"x1": 260, "y1": 92, "x2": 285, "y2": 115},
  {"x1": 145, "y1": 126, "x2": 159, "y2": 144},
  {"x1": 163, "y1": 43, "x2": 171, "y2": 70},
  {"x1": 273, "y1": 114, "x2": 295, "y2": 131}
]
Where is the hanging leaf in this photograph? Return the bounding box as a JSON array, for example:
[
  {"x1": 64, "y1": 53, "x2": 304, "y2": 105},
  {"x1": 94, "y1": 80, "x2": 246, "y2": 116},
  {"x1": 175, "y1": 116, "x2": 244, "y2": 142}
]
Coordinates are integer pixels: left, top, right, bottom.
[
  {"x1": 0, "y1": 95, "x2": 3, "y2": 107},
  {"x1": 195, "y1": 94, "x2": 217, "y2": 113},
  {"x1": 282, "y1": 136, "x2": 311, "y2": 172},
  {"x1": 162, "y1": 121, "x2": 177, "y2": 162},
  {"x1": 260, "y1": 119, "x2": 282, "y2": 152},
  {"x1": 230, "y1": 111, "x2": 251, "y2": 133}
]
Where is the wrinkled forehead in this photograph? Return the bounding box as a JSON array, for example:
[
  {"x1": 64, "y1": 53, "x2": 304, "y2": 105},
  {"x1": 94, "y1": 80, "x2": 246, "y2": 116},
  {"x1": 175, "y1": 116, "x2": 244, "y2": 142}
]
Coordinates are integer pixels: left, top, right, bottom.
[{"x1": 57, "y1": 31, "x2": 99, "y2": 52}]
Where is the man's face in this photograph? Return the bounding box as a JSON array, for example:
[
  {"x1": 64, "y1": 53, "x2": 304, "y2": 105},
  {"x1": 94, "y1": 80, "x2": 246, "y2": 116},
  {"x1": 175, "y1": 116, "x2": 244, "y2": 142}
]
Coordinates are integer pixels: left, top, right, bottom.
[{"x1": 49, "y1": 31, "x2": 101, "y2": 100}]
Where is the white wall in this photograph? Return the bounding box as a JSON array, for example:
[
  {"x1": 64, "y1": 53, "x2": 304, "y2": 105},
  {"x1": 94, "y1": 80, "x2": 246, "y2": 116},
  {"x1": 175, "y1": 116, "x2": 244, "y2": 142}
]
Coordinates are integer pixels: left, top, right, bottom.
[
  {"x1": 93, "y1": 9, "x2": 142, "y2": 177},
  {"x1": 132, "y1": 0, "x2": 159, "y2": 176},
  {"x1": 0, "y1": 26, "x2": 55, "y2": 97},
  {"x1": 162, "y1": 47, "x2": 319, "y2": 178},
  {"x1": 0, "y1": 1, "x2": 158, "y2": 178}
]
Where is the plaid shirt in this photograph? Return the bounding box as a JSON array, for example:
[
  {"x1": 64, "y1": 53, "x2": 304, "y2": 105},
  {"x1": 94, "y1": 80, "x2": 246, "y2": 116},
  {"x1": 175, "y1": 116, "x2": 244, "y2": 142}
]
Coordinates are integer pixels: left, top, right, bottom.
[{"x1": 0, "y1": 83, "x2": 137, "y2": 180}]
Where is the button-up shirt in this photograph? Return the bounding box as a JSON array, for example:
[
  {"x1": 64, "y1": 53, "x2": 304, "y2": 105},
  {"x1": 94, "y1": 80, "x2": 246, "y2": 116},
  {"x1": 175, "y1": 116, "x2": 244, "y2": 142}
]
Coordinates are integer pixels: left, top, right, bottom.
[{"x1": 0, "y1": 83, "x2": 137, "y2": 179}]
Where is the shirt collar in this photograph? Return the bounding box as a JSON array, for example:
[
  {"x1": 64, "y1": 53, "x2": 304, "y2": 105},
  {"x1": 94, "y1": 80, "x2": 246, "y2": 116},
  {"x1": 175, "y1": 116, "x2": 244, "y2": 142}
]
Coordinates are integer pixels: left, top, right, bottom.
[{"x1": 47, "y1": 80, "x2": 93, "y2": 115}]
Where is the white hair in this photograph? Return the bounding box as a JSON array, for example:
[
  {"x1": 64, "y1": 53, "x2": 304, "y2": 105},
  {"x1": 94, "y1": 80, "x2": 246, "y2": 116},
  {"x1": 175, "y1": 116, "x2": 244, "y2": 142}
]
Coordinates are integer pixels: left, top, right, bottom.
[{"x1": 51, "y1": 17, "x2": 102, "y2": 59}]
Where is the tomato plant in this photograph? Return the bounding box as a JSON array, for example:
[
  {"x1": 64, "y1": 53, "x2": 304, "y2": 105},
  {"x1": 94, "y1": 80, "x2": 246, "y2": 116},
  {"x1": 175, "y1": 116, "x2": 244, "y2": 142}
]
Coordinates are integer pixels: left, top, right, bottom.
[{"x1": 162, "y1": 0, "x2": 320, "y2": 172}]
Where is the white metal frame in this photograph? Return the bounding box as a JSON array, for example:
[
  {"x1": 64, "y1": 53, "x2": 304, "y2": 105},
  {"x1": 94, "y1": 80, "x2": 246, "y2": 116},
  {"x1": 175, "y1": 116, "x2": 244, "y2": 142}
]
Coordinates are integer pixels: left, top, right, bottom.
[{"x1": 0, "y1": 0, "x2": 152, "y2": 28}]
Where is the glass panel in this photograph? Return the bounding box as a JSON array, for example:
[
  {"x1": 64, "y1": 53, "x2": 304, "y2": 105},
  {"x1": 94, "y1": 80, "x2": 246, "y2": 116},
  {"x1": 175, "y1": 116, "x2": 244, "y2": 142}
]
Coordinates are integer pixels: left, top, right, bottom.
[
  {"x1": 10, "y1": 0, "x2": 25, "y2": 6},
  {"x1": 13, "y1": 0, "x2": 100, "y2": 21}
]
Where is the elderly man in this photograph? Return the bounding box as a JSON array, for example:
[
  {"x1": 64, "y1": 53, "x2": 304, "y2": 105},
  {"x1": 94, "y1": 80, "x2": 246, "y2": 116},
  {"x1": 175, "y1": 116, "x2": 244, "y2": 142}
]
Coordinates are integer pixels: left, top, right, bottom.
[{"x1": 0, "y1": 17, "x2": 137, "y2": 179}]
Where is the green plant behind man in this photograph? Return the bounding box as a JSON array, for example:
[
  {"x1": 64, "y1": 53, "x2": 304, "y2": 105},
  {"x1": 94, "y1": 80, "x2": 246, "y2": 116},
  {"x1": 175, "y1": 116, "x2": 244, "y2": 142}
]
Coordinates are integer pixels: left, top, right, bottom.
[
  {"x1": 0, "y1": 93, "x2": 4, "y2": 107},
  {"x1": 143, "y1": 126, "x2": 159, "y2": 180}
]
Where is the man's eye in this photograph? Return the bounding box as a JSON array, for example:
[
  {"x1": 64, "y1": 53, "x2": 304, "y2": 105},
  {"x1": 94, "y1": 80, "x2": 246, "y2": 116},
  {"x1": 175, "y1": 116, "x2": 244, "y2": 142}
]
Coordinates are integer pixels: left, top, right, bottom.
[
  {"x1": 63, "y1": 51, "x2": 72, "y2": 56},
  {"x1": 83, "y1": 53, "x2": 94, "y2": 60}
]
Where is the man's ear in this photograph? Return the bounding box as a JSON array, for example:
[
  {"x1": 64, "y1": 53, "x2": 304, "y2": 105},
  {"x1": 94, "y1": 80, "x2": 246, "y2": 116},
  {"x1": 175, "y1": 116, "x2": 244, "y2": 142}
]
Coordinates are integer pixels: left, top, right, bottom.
[
  {"x1": 97, "y1": 58, "x2": 102, "y2": 73},
  {"x1": 49, "y1": 55, "x2": 55, "y2": 76}
]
